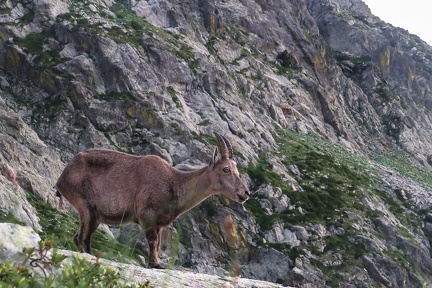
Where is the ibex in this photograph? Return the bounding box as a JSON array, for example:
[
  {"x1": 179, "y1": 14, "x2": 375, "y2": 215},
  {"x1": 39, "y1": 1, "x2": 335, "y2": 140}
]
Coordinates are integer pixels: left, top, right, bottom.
[{"x1": 56, "y1": 133, "x2": 250, "y2": 268}]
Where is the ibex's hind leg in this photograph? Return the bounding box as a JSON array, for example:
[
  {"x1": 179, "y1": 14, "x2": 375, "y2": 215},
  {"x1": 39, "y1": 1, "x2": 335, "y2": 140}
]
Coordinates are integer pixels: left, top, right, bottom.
[
  {"x1": 83, "y1": 211, "x2": 100, "y2": 254},
  {"x1": 156, "y1": 228, "x2": 163, "y2": 256},
  {"x1": 146, "y1": 228, "x2": 164, "y2": 269},
  {"x1": 73, "y1": 228, "x2": 83, "y2": 252},
  {"x1": 75, "y1": 203, "x2": 100, "y2": 254}
]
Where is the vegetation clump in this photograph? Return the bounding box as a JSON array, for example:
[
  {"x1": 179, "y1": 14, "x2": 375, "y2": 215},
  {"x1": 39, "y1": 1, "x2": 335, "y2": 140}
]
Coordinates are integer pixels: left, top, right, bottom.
[
  {"x1": 374, "y1": 83, "x2": 401, "y2": 104},
  {"x1": 175, "y1": 46, "x2": 200, "y2": 72},
  {"x1": 333, "y1": 51, "x2": 371, "y2": 64},
  {"x1": 0, "y1": 240, "x2": 150, "y2": 288},
  {"x1": 382, "y1": 114, "x2": 402, "y2": 142},
  {"x1": 246, "y1": 129, "x2": 370, "y2": 228},
  {"x1": 0, "y1": 211, "x2": 25, "y2": 226},
  {"x1": 14, "y1": 28, "x2": 59, "y2": 67},
  {"x1": 108, "y1": 2, "x2": 178, "y2": 47}
]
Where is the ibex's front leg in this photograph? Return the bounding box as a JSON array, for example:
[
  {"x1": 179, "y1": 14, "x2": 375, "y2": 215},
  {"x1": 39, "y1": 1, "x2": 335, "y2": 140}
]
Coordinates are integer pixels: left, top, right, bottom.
[{"x1": 146, "y1": 228, "x2": 164, "y2": 269}]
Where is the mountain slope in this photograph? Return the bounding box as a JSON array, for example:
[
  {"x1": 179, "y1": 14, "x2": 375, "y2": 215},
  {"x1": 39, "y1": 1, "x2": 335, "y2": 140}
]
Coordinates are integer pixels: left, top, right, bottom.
[{"x1": 1, "y1": 0, "x2": 432, "y2": 286}]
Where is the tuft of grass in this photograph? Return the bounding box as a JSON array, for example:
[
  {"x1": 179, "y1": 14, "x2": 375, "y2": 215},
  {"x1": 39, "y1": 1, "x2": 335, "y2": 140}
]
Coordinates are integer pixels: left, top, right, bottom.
[
  {"x1": 205, "y1": 39, "x2": 217, "y2": 55},
  {"x1": 192, "y1": 132, "x2": 218, "y2": 146},
  {"x1": 108, "y1": 2, "x2": 178, "y2": 47},
  {"x1": 175, "y1": 46, "x2": 200, "y2": 71},
  {"x1": 13, "y1": 28, "x2": 59, "y2": 66},
  {"x1": 167, "y1": 86, "x2": 182, "y2": 109},
  {"x1": 333, "y1": 51, "x2": 371, "y2": 64},
  {"x1": 20, "y1": 11, "x2": 35, "y2": 23},
  {"x1": 0, "y1": 211, "x2": 25, "y2": 226},
  {"x1": 274, "y1": 62, "x2": 294, "y2": 77},
  {"x1": 0, "y1": 8, "x2": 12, "y2": 14},
  {"x1": 374, "y1": 83, "x2": 400, "y2": 104},
  {"x1": 323, "y1": 235, "x2": 366, "y2": 257},
  {"x1": 198, "y1": 119, "x2": 210, "y2": 126},
  {"x1": 381, "y1": 114, "x2": 402, "y2": 141}
]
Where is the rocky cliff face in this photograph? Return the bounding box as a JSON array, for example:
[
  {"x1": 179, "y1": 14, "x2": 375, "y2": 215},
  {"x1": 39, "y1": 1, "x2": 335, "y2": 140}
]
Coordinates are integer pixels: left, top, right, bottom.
[{"x1": 1, "y1": 0, "x2": 432, "y2": 286}]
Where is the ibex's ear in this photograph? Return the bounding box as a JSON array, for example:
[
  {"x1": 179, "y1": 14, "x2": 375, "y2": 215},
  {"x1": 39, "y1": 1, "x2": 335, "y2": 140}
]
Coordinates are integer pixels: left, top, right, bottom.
[{"x1": 210, "y1": 147, "x2": 218, "y2": 167}]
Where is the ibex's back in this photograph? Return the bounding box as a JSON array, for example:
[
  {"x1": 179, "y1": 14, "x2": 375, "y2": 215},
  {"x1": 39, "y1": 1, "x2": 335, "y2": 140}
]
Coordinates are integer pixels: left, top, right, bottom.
[{"x1": 56, "y1": 133, "x2": 250, "y2": 268}]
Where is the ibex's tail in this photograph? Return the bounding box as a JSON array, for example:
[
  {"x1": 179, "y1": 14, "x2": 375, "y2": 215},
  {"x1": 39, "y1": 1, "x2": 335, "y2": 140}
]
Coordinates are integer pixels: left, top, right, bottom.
[{"x1": 55, "y1": 190, "x2": 64, "y2": 209}]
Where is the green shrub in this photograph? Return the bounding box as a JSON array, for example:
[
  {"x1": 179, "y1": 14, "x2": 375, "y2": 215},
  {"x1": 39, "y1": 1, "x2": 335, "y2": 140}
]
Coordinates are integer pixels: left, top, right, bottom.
[
  {"x1": 0, "y1": 240, "x2": 150, "y2": 288},
  {"x1": 130, "y1": 20, "x2": 143, "y2": 31}
]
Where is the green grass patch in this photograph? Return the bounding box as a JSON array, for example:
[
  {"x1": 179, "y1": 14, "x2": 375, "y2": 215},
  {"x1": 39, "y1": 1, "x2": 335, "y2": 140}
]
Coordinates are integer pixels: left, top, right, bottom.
[
  {"x1": 374, "y1": 83, "x2": 401, "y2": 104},
  {"x1": 373, "y1": 187, "x2": 421, "y2": 240},
  {"x1": 0, "y1": 211, "x2": 25, "y2": 226},
  {"x1": 175, "y1": 46, "x2": 200, "y2": 71},
  {"x1": 273, "y1": 62, "x2": 294, "y2": 77},
  {"x1": 373, "y1": 151, "x2": 432, "y2": 190},
  {"x1": 167, "y1": 86, "x2": 182, "y2": 109},
  {"x1": 198, "y1": 119, "x2": 210, "y2": 126},
  {"x1": 108, "y1": 2, "x2": 178, "y2": 47},
  {"x1": 311, "y1": 235, "x2": 366, "y2": 286},
  {"x1": 381, "y1": 114, "x2": 402, "y2": 141},
  {"x1": 383, "y1": 248, "x2": 422, "y2": 276},
  {"x1": 246, "y1": 129, "x2": 371, "y2": 228},
  {"x1": 303, "y1": 29, "x2": 315, "y2": 42},
  {"x1": 323, "y1": 235, "x2": 366, "y2": 257},
  {"x1": 244, "y1": 198, "x2": 293, "y2": 231},
  {"x1": 0, "y1": 8, "x2": 12, "y2": 14},
  {"x1": 192, "y1": 132, "x2": 218, "y2": 146},
  {"x1": 205, "y1": 39, "x2": 217, "y2": 55},
  {"x1": 20, "y1": 11, "x2": 35, "y2": 24},
  {"x1": 13, "y1": 28, "x2": 59, "y2": 66}
]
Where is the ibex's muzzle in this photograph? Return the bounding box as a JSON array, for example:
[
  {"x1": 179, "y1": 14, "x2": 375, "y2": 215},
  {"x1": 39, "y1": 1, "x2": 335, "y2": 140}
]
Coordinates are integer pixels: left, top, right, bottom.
[{"x1": 238, "y1": 188, "x2": 251, "y2": 203}]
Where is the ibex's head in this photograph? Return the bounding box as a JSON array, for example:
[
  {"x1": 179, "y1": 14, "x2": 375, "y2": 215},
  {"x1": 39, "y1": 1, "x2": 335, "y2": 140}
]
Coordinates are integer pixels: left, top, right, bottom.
[{"x1": 209, "y1": 133, "x2": 250, "y2": 204}]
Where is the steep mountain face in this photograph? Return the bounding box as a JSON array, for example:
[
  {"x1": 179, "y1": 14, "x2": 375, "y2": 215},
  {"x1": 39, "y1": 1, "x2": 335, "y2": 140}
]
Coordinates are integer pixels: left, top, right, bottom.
[
  {"x1": 1, "y1": 0, "x2": 432, "y2": 286},
  {"x1": 308, "y1": 0, "x2": 432, "y2": 162}
]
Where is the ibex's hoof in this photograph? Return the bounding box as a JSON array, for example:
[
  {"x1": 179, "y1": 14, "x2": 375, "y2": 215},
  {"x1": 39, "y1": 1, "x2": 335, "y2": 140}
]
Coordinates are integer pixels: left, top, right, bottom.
[{"x1": 150, "y1": 264, "x2": 165, "y2": 269}]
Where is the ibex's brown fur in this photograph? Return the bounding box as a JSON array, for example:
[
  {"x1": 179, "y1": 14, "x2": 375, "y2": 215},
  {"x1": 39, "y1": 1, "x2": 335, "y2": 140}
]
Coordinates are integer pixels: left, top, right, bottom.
[{"x1": 56, "y1": 133, "x2": 250, "y2": 268}]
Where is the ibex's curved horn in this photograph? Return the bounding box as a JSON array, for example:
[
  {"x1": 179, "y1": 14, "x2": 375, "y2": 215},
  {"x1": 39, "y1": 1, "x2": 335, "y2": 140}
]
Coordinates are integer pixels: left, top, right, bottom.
[
  {"x1": 214, "y1": 132, "x2": 233, "y2": 159},
  {"x1": 221, "y1": 135, "x2": 233, "y2": 159}
]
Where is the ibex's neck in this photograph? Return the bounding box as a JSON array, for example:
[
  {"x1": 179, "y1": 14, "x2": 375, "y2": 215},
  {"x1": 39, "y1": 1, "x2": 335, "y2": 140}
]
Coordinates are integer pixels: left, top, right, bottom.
[{"x1": 176, "y1": 166, "x2": 214, "y2": 215}]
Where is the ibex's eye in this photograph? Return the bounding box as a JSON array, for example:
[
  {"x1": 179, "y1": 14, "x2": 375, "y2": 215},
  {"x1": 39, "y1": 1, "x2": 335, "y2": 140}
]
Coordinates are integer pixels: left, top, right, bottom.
[{"x1": 223, "y1": 167, "x2": 231, "y2": 173}]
